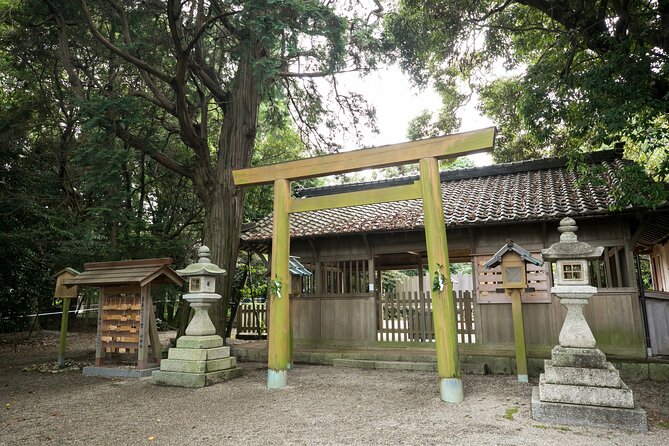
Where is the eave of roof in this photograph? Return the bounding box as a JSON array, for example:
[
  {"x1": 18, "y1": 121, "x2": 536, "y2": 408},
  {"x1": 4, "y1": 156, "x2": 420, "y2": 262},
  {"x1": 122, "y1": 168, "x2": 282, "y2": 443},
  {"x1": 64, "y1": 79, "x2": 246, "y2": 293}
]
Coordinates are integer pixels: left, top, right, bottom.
[{"x1": 240, "y1": 149, "x2": 659, "y2": 244}]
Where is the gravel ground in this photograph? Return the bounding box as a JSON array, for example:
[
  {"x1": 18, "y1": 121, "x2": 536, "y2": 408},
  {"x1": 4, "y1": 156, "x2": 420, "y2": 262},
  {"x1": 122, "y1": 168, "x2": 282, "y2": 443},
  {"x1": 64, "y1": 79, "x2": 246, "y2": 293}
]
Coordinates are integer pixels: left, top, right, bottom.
[{"x1": 1, "y1": 331, "x2": 668, "y2": 446}]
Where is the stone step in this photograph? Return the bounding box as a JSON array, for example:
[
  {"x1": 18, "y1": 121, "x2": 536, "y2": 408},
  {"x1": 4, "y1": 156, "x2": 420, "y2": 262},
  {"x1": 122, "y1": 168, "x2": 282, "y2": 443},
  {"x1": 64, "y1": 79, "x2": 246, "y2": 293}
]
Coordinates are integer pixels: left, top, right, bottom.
[
  {"x1": 531, "y1": 387, "x2": 647, "y2": 432},
  {"x1": 551, "y1": 346, "x2": 607, "y2": 369},
  {"x1": 543, "y1": 360, "x2": 622, "y2": 388},
  {"x1": 538, "y1": 374, "x2": 635, "y2": 409},
  {"x1": 152, "y1": 367, "x2": 242, "y2": 388},
  {"x1": 332, "y1": 359, "x2": 487, "y2": 374},
  {"x1": 176, "y1": 335, "x2": 224, "y2": 349},
  {"x1": 160, "y1": 357, "x2": 236, "y2": 374},
  {"x1": 168, "y1": 346, "x2": 230, "y2": 361}
]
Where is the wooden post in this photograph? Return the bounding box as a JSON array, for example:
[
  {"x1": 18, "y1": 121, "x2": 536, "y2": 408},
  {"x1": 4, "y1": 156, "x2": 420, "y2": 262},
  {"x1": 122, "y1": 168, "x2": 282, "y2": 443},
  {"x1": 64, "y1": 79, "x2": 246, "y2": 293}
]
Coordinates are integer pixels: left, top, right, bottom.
[
  {"x1": 511, "y1": 289, "x2": 528, "y2": 382},
  {"x1": 58, "y1": 297, "x2": 71, "y2": 367},
  {"x1": 419, "y1": 157, "x2": 463, "y2": 403},
  {"x1": 267, "y1": 179, "x2": 291, "y2": 388},
  {"x1": 288, "y1": 294, "x2": 294, "y2": 369},
  {"x1": 138, "y1": 285, "x2": 150, "y2": 369},
  {"x1": 95, "y1": 288, "x2": 106, "y2": 367},
  {"x1": 54, "y1": 268, "x2": 79, "y2": 368},
  {"x1": 146, "y1": 284, "x2": 162, "y2": 365}
]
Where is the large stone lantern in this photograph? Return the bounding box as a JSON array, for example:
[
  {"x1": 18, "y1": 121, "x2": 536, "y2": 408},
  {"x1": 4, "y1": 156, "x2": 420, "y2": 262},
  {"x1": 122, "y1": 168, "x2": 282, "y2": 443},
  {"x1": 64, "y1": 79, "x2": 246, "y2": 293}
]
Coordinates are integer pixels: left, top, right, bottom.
[
  {"x1": 531, "y1": 218, "x2": 646, "y2": 431},
  {"x1": 152, "y1": 246, "x2": 242, "y2": 387},
  {"x1": 541, "y1": 218, "x2": 603, "y2": 352}
]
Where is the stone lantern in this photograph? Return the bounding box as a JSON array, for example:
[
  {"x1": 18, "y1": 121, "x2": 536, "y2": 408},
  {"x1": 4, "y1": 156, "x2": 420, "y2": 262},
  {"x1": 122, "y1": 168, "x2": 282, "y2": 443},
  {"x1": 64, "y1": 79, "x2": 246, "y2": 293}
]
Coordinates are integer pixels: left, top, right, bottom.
[
  {"x1": 531, "y1": 218, "x2": 646, "y2": 431},
  {"x1": 152, "y1": 246, "x2": 242, "y2": 387},
  {"x1": 176, "y1": 246, "x2": 225, "y2": 337},
  {"x1": 542, "y1": 219, "x2": 603, "y2": 351}
]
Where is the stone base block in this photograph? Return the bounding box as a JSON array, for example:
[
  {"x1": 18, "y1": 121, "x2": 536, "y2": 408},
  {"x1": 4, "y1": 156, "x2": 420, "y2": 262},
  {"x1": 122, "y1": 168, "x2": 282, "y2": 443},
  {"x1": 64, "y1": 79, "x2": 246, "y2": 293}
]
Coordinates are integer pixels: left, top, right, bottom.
[
  {"x1": 152, "y1": 367, "x2": 242, "y2": 388},
  {"x1": 160, "y1": 358, "x2": 206, "y2": 373},
  {"x1": 83, "y1": 366, "x2": 158, "y2": 378},
  {"x1": 543, "y1": 361, "x2": 622, "y2": 388},
  {"x1": 551, "y1": 346, "x2": 607, "y2": 369},
  {"x1": 531, "y1": 388, "x2": 647, "y2": 432},
  {"x1": 538, "y1": 375, "x2": 634, "y2": 408},
  {"x1": 168, "y1": 346, "x2": 230, "y2": 361},
  {"x1": 176, "y1": 335, "x2": 223, "y2": 349},
  {"x1": 160, "y1": 356, "x2": 236, "y2": 374}
]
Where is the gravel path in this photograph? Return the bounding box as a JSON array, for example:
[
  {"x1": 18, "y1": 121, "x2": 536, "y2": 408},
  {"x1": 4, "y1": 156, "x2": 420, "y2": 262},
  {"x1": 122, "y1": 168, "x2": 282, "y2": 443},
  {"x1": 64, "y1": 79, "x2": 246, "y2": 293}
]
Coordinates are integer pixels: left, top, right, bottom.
[{"x1": 1, "y1": 331, "x2": 668, "y2": 445}]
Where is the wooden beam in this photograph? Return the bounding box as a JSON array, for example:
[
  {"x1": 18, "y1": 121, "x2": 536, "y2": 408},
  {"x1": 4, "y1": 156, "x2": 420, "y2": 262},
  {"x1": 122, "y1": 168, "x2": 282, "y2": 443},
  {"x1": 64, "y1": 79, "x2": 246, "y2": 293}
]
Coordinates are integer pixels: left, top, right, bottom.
[
  {"x1": 233, "y1": 127, "x2": 496, "y2": 186},
  {"x1": 290, "y1": 181, "x2": 422, "y2": 213}
]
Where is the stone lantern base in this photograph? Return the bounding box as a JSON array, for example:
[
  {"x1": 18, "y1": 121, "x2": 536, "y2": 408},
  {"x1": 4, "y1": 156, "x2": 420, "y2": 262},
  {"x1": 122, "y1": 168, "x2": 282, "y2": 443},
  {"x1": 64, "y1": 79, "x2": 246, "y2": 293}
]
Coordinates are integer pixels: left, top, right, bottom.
[
  {"x1": 531, "y1": 346, "x2": 647, "y2": 431},
  {"x1": 152, "y1": 335, "x2": 242, "y2": 388}
]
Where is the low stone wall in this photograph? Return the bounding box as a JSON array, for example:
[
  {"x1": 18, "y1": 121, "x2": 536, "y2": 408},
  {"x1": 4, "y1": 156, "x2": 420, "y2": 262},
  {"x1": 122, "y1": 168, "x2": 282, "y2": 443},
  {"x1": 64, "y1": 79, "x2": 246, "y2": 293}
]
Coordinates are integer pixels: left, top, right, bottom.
[{"x1": 230, "y1": 344, "x2": 669, "y2": 382}]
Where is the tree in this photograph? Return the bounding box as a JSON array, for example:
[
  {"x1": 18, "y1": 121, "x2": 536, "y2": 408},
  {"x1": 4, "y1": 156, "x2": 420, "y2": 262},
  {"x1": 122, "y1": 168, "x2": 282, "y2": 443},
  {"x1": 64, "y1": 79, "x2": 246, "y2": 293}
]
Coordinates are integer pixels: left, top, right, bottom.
[
  {"x1": 386, "y1": 0, "x2": 669, "y2": 183},
  {"x1": 29, "y1": 0, "x2": 384, "y2": 332}
]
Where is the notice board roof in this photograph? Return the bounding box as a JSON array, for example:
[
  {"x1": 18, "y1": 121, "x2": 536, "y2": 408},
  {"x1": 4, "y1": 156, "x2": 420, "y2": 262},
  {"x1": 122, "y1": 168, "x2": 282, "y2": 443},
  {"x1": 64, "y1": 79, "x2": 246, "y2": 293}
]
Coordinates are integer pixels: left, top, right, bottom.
[{"x1": 63, "y1": 258, "x2": 185, "y2": 288}]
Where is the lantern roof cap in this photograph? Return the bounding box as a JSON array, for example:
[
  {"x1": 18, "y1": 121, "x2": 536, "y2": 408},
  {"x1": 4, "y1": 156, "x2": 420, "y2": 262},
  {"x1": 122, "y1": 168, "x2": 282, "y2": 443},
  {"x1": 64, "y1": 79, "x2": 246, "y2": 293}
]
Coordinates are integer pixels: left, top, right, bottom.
[
  {"x1": 541, "y1": 218, "x2": 604, "y2": 261},
  {"x1": 483, "y1": 240, "x2": 543, "y2": 269},
  {"x1": 176, "y1": 246, "x2": 227, "y2": 277}
]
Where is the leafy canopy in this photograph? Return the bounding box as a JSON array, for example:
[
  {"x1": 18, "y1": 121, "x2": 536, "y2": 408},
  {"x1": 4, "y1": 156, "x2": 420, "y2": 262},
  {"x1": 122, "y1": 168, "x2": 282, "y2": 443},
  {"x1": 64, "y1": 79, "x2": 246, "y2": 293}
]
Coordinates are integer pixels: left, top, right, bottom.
[{"x1": 386, "y1": 0, "x2": 669, "y2": 188}]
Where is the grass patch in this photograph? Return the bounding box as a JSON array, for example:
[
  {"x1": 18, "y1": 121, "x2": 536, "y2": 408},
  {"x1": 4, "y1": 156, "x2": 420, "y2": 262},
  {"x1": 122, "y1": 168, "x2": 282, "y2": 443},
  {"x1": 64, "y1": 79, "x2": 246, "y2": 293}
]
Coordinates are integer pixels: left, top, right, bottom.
[
  {"x1": 503, "y1": 407, "x2": 519, "y2": 420},
  {"x1": 532, "y1": 424, "x2": 571, "y2": 432},
  {"x1": 658, "y1": 421, "x2": 669, "y2": 429}
]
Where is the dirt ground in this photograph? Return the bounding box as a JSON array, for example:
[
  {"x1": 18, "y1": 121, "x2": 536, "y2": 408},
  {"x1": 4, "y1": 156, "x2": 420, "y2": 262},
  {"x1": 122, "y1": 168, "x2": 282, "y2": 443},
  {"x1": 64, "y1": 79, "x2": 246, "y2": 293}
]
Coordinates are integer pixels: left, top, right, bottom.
[{"x1": 1, "y1": 331, "x2": 668, "y2": 446}]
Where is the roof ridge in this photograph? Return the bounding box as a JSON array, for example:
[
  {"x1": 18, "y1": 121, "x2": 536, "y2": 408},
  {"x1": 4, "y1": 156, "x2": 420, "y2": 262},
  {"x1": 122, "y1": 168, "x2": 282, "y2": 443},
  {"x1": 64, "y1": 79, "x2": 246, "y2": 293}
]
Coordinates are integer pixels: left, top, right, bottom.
[{"x1": 295, "y1": 149, "x2": 621, "y2": 198}]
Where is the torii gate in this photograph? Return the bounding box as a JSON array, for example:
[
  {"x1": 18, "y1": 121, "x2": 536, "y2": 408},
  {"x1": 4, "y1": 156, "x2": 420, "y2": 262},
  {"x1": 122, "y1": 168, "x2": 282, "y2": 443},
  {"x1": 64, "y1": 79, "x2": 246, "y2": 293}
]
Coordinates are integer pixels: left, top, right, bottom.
[{"x1": 232, "y1": 127, "x2": 495, "y2": 403}]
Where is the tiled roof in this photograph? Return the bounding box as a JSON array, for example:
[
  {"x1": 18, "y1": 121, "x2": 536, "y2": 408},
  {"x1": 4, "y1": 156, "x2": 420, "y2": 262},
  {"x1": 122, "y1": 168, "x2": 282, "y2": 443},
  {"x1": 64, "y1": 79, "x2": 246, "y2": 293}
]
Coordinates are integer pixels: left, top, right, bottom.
[{"x1": 242, "y1": 150, "x2": 629, "y2": 242}]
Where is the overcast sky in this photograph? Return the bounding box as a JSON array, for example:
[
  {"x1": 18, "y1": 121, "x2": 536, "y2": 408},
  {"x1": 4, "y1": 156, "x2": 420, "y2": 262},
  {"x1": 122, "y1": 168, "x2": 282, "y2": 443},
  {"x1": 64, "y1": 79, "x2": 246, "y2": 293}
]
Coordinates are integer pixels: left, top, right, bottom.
[{"x1": 336, "y1": 65, "x2": 495, "y2": 166}]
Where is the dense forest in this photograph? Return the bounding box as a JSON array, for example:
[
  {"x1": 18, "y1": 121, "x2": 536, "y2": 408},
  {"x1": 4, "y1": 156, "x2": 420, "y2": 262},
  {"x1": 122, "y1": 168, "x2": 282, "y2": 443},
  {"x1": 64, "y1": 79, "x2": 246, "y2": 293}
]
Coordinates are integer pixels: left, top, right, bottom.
[{"x1": 1, "y1": 1, "x2": 666, "y2": 334}]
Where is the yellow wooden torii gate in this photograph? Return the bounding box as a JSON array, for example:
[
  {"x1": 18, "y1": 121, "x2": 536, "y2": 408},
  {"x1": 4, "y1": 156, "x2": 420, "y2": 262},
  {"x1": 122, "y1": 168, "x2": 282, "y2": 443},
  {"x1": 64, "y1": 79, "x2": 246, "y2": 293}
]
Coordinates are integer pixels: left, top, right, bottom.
[{"x1": 232, "y1": 127, "x2": 495, "y2": 402}]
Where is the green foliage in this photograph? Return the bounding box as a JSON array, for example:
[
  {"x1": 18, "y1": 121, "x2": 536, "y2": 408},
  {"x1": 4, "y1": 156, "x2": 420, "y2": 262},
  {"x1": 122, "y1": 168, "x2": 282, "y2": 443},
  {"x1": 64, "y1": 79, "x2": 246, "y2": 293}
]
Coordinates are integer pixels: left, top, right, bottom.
[
  {"x1": 387, "y1": 0, "x2": 669, "y2": 205},
  {"x1": 237, "y1": 260, "x2": 268, "y2": 303},
  {"x1": 243, "y1": 103, "x2": 323, "y2": 222}
]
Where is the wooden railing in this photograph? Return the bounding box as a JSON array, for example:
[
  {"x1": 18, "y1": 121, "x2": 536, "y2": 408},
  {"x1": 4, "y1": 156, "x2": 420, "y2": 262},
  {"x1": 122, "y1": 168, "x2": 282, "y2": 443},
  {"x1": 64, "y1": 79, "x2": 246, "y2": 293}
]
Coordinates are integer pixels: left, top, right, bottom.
[
  {"x1": 377, "y1": 290, "x2": 475, "y2": 343},
  {"x1": 235, "y1": 303, "x2": 267, "y2": 339}
]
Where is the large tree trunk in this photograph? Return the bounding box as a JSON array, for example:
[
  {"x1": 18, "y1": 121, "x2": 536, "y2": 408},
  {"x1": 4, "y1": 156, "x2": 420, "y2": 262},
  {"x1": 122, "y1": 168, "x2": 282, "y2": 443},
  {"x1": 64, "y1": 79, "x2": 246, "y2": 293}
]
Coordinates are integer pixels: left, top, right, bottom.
[
  {"x1": 201, "y1": 50, "x2": 261, "y2": 336},
  {"x1": 202, "y1": 186, "x2": 244, "y2": 335}
]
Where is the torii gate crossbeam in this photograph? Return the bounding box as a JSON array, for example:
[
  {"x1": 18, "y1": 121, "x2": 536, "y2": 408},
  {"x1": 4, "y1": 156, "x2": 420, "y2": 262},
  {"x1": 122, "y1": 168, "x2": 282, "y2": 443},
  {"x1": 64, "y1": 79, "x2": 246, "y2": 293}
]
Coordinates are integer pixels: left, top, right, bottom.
[{"x1": 232, "y1": 127, "x2": 496, "y2": 403}]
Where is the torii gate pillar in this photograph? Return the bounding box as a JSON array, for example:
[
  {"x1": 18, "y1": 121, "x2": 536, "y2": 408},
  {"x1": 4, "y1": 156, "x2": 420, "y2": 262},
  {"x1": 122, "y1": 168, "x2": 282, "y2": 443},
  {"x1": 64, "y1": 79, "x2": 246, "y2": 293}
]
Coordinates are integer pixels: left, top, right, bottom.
[{"x1": 420, "y1": 157, "x2": 462, "y2": 402}]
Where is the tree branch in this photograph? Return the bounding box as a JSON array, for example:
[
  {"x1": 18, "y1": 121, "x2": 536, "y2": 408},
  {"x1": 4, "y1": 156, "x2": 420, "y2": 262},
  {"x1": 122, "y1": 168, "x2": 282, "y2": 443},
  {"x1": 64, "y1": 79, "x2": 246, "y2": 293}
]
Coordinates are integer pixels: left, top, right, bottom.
[
  {"x1": 46, "y1": 1, "x2": 84, "y2": 99},
  {"x1": 79, "y1": 0, "x2": 173, "y2": 83},
  {"x1": 114, "y1": 125, "x2": 195, "y2": 180}
]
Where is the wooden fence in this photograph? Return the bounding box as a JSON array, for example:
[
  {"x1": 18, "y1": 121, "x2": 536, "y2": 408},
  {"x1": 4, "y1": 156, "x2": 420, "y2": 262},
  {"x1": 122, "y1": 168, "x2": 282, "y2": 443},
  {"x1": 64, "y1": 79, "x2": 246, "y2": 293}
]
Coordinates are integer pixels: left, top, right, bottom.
[
  {"x1": 376, "y1": 290, "x2": 475, "y2": 343},
  {"x1": 235, "y1": 303, "x2": 267, "y2": 339},
  {"x1": 645, "y1": 291, "x2": 669, "y2": 355}
]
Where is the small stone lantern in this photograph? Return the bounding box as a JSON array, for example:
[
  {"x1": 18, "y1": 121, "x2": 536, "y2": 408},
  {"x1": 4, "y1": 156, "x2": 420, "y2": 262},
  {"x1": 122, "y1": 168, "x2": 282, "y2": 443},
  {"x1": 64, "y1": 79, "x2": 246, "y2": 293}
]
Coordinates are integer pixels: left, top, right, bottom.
[
  {"x1": 176, "y1": 246, "x2": 225, "y2": 337},
  {"x1": 152, "y1": 246, "x2": 242, "y2": 387},
  {"x1": 531, "y1": 217, "x2": 647, "y2": 431}
]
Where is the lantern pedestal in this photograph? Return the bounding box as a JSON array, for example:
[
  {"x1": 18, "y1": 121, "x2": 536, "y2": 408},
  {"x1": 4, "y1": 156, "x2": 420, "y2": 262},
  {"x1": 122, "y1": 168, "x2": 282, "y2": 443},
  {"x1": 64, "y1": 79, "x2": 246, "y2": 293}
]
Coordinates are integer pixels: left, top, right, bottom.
[
  {"x1": 152, "y1": 334, "x2": 242, "y2": 388},
  {"x1": 532, "y1": 289, "x2": 647, "y2": 431},
  {"x1": 153, "y1": 296, "x2": 242, "y2": 387}
]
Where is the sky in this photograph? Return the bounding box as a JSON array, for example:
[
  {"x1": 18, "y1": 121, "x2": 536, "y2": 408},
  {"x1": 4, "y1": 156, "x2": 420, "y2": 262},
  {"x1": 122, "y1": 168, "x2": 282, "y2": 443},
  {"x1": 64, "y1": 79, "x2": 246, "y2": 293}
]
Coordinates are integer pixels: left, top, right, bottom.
[{"x1": 336, "y1": 65, "x2": 495, "y2": 167}]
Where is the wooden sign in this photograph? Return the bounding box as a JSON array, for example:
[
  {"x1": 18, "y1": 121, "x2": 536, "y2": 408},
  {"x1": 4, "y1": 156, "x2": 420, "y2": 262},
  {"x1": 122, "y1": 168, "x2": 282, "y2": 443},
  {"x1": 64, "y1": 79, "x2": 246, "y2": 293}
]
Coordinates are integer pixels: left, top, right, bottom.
[{"x1": 475, "y1": 254, "x2": 551, "y2": 304}]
